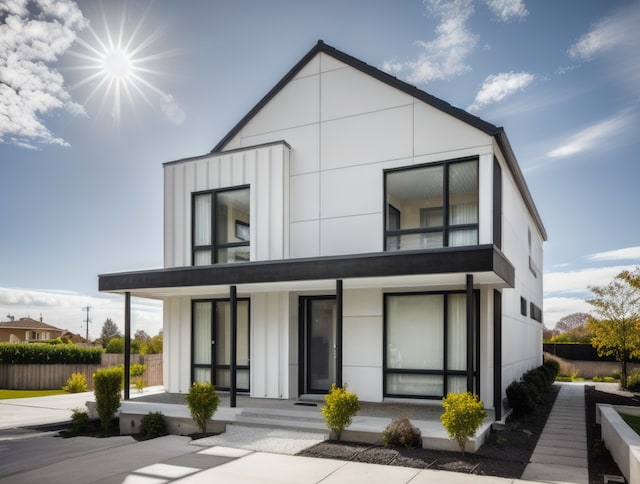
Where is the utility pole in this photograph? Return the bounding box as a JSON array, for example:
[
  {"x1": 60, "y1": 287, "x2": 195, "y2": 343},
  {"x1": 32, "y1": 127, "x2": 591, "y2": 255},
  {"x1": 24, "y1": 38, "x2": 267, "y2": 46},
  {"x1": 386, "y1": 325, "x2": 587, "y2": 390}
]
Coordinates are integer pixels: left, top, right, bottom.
[{"x1": 82, "y1": 306, "x2": 92, "y2": 341}]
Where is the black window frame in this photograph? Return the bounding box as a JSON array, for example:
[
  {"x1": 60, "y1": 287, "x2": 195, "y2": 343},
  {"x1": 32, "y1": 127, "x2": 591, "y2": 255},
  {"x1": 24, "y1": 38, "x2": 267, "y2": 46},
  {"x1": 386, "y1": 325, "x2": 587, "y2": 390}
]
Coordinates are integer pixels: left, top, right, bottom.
[
  {"x1": 520, "y1": 297, "x2": 528, "y2": 316},
  {"x1": 191, "y1": 185, "x2": 250, "y2": 266},
  {"x1": 191, "y1": 297, "x2": 251, "y2": 392},
  {"x1": 383, "y1": 157, "x2": 479, "y2": 251},
  {"x1": 382, "y1": 290, "x2": 480, "y2": 400}
]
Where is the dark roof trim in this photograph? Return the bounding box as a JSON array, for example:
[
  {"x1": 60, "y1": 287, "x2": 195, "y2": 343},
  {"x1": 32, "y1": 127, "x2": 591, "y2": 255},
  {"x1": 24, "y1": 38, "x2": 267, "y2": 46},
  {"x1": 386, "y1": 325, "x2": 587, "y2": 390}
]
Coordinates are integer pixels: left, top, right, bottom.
[
  {"x1": 163, "y1": 140, "x2": 291, "y2": 167},
  {"x1": 99, "y1": 245, "x2": 514, "y2": 292},
  {"x1": 211, "y1": 40, "x2": 500, "y2": 154},
  {"x1": 495, "y1": 132, "x2": 547, "y2": 240}
]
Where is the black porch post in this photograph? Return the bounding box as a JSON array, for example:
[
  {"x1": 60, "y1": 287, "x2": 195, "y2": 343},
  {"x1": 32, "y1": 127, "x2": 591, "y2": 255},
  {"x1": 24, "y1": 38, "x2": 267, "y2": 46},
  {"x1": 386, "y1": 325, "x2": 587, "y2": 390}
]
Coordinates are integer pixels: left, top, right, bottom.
[
  {"x1": 466, "y1": 274, "x2": 473, "y2": 392},
  {"x1": 336, "y1": 279, "x2": 343, "y2": 388},
  {"x1": 493, "y1": 290, "x2": 503, "y2": 420},
  {"x1": 230, "y1": 285, "x2": 237, "y2": 408},
  {"x1": 124, "y1": 291, "x2": 131, "y2": 400}
]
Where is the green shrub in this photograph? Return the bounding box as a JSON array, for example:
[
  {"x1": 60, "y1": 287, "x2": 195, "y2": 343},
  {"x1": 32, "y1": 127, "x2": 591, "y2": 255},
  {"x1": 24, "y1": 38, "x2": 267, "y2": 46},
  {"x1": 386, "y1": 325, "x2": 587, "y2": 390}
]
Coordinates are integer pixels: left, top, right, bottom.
[
  {"x1": 69, "y1": 408, "x2": 90, "y2": 435},
  {"x1": 321, "y1": 383, "x2": 360, "y2": 441},
  {"x1": 185, "y1": 382, "x2": 219, "y2": 433},
  {"x1": 506, "y1": 380, "x2": 536, "y2": 416},
  {"x1": 0, "y1": 343, "x2": 102, "y2": 364},
  {"x1": 543, "y1": 359, "x2": 560, "y2": 380},
  {"x1": 536, "y1": 366, "x2": 553, "y2": 390},
  {"x1": 627, "y1": 369, "x2": 640, "y2": 392},
  {"x1": 382, "y1": 417, "x2": 422, "y2": 449},
  {"x1": 93, "y1": 367, "x2": 123, "y2": 434},
  {"x1": 141, "y1": 411, "x2": 168, "y2": 438},
  {"x1": 440, "y1": 392, "x2": 487, "y2": 454},
  {"x1": 523, "y1": 371, "x2": 545, "y2": 395},
  {"x1": 62, "y1": 372, "x2": 88, "y2": 393},
  {"x1": 130, "y1": 363, "x2": 147, "y2": 377},
  {"x1": 134, "y1": 377, "x2": 145, "y2": 393}
]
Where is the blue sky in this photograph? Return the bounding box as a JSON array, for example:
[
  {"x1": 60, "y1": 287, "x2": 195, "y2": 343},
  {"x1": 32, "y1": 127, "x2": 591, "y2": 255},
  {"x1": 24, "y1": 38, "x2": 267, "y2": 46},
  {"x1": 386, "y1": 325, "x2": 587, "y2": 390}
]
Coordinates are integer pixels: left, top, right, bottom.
[{"x1": 1, "y1": 0, "x2": 639, "y2": 338}]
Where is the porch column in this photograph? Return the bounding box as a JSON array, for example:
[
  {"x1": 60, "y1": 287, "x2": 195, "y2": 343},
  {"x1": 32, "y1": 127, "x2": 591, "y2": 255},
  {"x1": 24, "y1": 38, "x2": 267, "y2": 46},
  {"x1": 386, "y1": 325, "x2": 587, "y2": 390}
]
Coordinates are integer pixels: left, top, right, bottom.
[
  {"x1": 336, "y1": 279, "x2": 343, "y2": 388},
  {"x1": 493, "y1": 290, "x2": 503, "y2": 420},
  {"x1": 124, "y1": 291, "x2": 131, "y2": 400},
  {"x1": 230, "y1": 285, "x2": 237, "y2": 408},
  {"x1": 466, "y1": 275, "x2": 473, "y2": 392}
]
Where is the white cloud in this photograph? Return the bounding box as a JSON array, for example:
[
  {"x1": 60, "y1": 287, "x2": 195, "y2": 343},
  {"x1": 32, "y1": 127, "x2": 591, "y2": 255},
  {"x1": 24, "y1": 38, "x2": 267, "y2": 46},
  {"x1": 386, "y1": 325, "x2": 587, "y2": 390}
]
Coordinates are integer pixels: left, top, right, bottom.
[
  {"x1": 0, "y1": 0, "x2": 86, "y2": 148},
  {"x1": 546, "y1": 109, "x2": 633, "y2": 159},
  {"x1": 568, "y1": 4, "x2": 640, "y2": 61},
  {"x1": 543, "y1": 296, "x2": 590, "y2": 328},
  {"x1": 381, "y1": 0, "x2": 478, "y2": 84},
  {"x1": 484, "y1": 0, "x2": 528, "y2": 22},
  {"x1": 544, "y1": 265, "x2": 631, "y2": 295},
  {"x1": 467, "y1": 71, "x2": 534, "y2": 112},
  {"x1": 0, "y1": 287, "x2": 162, "y2": 340},
  {"x1": 587, "y1": 246, "x2": 640, "y2": 262}
]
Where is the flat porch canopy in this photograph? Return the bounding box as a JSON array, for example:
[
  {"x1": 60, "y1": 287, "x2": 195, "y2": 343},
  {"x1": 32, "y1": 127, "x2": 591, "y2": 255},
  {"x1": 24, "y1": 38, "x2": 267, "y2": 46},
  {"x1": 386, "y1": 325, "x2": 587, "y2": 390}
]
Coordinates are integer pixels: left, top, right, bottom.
[{"x1": 99, "y1": 245, "x2": 514, "y2": 298}]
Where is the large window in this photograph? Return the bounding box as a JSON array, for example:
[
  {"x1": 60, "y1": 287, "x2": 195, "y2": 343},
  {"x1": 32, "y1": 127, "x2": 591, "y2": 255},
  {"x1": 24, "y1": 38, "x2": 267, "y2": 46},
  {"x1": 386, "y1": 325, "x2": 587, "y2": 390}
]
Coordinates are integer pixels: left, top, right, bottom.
[
  {"x1": 193, "y1": 186, "x2": 250, "y2": 265},
  {"x1": 192, "y1": 299, "x2": 250, "y2": 391},
  {"x1": 384, "y1": 291, "x2": 478, "y2": 399},
  {"x1": 385, "y1": 158, "x2": 478, "y2": 251}
]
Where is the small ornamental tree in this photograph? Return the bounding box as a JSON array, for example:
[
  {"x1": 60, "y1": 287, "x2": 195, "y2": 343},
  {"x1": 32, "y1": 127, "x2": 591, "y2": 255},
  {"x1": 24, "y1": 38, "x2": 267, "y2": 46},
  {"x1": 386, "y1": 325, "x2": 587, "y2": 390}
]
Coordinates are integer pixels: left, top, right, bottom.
[
  {"x1": 321, "y1": 383, "x2": 360, "y2": 441},
  {"x1": 440, "y1": 392, "x2": 487, "y2": 454},
  {"x1": 185, "y1": 382, "x2": 219, "y2": 433},
  {"x1": 93, "y1": 367, "x2": 123, "y2": 434},
  {"x1": 587, "y1": 270, "x2": 640, "y2": 389}
]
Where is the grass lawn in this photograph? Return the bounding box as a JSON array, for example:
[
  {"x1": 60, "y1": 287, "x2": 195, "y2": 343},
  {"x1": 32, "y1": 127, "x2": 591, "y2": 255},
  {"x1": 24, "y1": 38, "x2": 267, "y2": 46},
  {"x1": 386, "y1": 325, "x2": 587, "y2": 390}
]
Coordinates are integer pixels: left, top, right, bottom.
[
  {"x1": 0, "y1": 389, "x2": 67, "y2": 399},
  {"x1": 620, "y1": 412, "x2": 640, "y2": 436}
]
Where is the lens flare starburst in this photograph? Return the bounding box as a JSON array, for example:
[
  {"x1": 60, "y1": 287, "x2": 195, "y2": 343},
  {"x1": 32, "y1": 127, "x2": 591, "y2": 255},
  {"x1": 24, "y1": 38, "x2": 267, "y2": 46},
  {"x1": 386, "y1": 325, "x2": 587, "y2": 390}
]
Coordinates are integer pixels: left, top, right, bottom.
[{"x1": 67, "y1": 3, "x2": 182, "y2": 125}]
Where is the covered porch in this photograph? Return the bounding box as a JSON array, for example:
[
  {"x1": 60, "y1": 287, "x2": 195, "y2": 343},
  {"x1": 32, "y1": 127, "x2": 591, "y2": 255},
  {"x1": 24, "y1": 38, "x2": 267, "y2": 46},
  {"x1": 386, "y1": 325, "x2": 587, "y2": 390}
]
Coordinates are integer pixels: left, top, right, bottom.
[{"x1": 99, "y1": 245, "x2": 514, "y2": 418}]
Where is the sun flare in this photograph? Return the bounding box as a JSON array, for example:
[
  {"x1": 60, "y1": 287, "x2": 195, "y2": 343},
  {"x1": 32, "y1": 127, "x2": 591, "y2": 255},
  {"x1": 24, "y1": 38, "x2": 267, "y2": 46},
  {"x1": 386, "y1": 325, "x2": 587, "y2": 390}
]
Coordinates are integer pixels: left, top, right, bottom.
[{"x1": 66, "y1": 3, "x2": 177, "y2": 125}]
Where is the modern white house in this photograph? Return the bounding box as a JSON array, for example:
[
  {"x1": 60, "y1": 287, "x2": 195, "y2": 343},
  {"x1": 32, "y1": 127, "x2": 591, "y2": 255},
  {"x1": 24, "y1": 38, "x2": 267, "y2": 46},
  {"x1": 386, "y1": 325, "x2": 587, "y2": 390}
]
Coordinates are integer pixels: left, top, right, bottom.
[{"x1": 99, "y1": 40, "x2": 546, "y2": 420}]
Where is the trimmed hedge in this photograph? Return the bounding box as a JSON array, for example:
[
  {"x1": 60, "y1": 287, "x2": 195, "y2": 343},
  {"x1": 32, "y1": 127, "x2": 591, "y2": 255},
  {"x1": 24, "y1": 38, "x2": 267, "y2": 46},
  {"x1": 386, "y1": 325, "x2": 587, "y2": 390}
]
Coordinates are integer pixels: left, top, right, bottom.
[{"x1": 0, "y1": 343, "x2": 103, "y2": 364}]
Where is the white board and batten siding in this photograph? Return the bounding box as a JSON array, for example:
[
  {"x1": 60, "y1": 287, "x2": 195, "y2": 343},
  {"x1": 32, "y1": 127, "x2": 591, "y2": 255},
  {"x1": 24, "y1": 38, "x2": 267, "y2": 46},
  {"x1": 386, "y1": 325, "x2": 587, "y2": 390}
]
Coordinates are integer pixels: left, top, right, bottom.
[{"x1": 163, "y1": 142, "x2": 290, "y2": 268}]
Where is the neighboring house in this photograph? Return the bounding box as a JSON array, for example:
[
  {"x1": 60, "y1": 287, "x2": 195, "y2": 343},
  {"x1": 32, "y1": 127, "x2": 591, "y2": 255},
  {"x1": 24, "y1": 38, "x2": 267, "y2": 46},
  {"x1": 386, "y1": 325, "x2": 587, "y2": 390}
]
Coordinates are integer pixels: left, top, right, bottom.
[
  {"x1": 99, "y1": 41, "x2": 546, "y2": 419},
  {"x1": 0, "y1": 317, "x2": 65, "y2": 343}
]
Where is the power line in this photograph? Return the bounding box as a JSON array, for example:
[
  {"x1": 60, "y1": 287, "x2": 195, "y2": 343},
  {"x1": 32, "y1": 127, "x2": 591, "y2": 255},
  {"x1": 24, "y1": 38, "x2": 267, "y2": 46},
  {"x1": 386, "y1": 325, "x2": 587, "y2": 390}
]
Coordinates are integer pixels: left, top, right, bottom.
[{"x1": 82, "y1": 306, "x2": 92, "y2": 341}]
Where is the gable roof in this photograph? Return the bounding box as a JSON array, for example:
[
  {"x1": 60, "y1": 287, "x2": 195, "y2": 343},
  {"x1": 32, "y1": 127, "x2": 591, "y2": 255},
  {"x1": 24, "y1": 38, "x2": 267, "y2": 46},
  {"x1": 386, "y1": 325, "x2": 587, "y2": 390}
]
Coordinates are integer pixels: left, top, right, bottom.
[
  {"x1": 210, "y1": 40, "x2": 546, "y2": 241},
  {"x1": 0, "y1": 318, "x2": 64, "y2": 331}
]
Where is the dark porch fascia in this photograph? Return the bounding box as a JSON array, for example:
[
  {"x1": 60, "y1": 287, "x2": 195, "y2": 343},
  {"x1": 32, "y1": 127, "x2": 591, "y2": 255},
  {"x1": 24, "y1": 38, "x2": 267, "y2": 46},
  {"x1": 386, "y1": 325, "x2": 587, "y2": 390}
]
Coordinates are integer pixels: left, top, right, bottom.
[{"x1": 99, "y1": 245, "x2": 514, "y2": 292}]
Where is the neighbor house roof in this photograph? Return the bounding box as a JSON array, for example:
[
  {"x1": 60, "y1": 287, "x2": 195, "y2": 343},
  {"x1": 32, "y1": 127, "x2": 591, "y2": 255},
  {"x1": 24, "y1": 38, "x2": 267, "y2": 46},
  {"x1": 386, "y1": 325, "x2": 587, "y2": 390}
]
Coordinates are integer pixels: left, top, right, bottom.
[
  {"x1": 208, "y1": 40, "x2": 547, "y2": 241},
  {"x1": 0, "y1": 318, "x2": 64, "y2": 331}
]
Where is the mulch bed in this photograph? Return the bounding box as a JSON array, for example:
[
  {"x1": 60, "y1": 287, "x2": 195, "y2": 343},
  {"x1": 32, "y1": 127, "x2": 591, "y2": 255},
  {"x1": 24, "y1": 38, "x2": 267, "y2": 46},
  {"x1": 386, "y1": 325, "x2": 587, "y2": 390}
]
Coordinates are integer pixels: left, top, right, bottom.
[{"x1": 299, "y1": 385, "x2": 640, "y2": 482}]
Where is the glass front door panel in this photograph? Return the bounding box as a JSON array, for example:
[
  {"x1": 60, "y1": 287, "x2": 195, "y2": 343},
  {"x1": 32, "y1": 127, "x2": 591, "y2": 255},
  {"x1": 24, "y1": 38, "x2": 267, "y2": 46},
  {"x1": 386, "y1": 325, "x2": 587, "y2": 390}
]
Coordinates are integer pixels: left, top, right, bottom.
[{"x1": 307, "y1": 298, "x2": 336, "y2": 393}]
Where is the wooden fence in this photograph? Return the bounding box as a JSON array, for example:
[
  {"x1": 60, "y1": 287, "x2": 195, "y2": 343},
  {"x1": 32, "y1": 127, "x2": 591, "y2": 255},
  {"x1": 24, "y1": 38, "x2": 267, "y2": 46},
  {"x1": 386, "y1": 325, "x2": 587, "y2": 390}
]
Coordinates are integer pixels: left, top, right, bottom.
[{"x1": 0, "y1": 353, "x2": 163, "y2": 390}]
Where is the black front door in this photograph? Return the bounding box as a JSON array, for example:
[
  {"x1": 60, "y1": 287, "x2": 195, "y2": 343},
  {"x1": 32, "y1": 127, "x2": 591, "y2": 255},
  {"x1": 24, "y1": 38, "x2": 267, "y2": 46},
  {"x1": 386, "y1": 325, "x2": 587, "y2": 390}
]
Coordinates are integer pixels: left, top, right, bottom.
[{"x1": 301, "y1": 296, "x2": 338, "y2": 394}]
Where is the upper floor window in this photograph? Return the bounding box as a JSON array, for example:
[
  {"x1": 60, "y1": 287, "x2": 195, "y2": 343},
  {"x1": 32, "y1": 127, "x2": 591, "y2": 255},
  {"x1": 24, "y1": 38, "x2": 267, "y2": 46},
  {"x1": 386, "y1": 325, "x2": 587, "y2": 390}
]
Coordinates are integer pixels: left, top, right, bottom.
[
  {"x1": 384, "y1": 158, "x2": 478, "y2": 251},
  {"x1": 193, "y1": 186, "x2": 250, "y2": 265}
]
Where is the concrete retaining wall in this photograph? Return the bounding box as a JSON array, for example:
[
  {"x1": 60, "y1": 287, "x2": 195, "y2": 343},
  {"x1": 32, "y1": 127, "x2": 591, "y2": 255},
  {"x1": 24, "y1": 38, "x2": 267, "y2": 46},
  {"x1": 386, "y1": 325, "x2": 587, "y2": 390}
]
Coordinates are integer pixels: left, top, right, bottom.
[{"x1": 597, "y1": 404, "x2": 640, "y2": 483}]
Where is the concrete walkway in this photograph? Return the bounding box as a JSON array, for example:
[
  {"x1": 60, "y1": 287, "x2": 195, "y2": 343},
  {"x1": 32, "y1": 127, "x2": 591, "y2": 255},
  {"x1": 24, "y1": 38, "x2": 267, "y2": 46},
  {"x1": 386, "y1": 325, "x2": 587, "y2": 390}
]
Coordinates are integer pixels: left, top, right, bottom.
[
  {"x1": 521, "y1": 382, "x2": 589, "y2": 484},
  {"x1": 0, "y1": 383, "x2": 594, "y2": 484}
]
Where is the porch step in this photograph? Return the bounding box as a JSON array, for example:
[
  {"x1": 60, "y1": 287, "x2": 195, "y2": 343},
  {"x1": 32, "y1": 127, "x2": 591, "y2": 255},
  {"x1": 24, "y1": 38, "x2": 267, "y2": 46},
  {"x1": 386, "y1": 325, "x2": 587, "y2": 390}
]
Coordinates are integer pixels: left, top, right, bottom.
[{"x1": 235, "y1": 407, "x2": 326, "y2": 432}]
